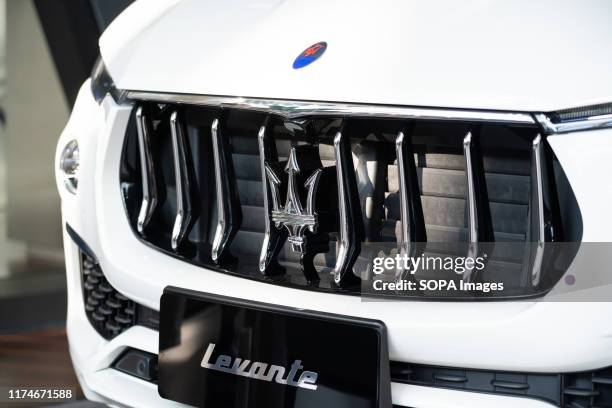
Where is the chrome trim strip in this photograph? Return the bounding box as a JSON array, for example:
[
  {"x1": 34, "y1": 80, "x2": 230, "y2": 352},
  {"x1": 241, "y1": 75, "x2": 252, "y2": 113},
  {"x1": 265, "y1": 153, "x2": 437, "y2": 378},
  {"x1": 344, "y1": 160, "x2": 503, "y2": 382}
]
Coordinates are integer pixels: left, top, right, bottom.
[
  {"x1": 333, "y1": 130, "x2": 350, "y2": 285},
  {"x1": 395, "y1": 131, "x2": 411, "y2": 281},
  {"x1": 127, "y1": 91, "x2": 535, "y2": 124},
  {"x1": 463, "y1": 131, "x2": 478, "y2": 282},
  {"x1": 535, "y1": 113, "x2": 612, "y2": 134},
  {"x1": 396, "y1": 131, "x2": 412, "y2": 244},
  {"x1": 394, "y1": 130, "x2": 427, "y2": 280},
  {"x1": 169, "y1": 111, "x2": 191, "y2": 250},
  {"x1": 463, "y1": 132, "x2": 478, "y2": 245},
  {"x1": 531, "y1": 134, "x2": 545, "y2": 286},
  {"x1": 135, "y1": 106, "x2": 157, "y2": 234},
  {"x1": 211, "y1": 118, "x2": 229, "y2": 262},
  {"x1": 257, "y1": 124, "x2": 280, "y2": 272}
]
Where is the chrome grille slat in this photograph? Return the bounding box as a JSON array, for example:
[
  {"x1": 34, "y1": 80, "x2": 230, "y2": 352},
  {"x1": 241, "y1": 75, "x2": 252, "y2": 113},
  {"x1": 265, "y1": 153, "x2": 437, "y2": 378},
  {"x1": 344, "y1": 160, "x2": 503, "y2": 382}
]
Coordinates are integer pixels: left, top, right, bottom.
[
  {"x1": 530, "y1": 134, "x2": 545, "y2": 286},
  {"x1": 211, "y1": 118, "x2": 228, "y2": 262},
  {"x1": 395, "y1": 128, "x2": 427, "y2": 280},
  {"x1": 333, "y1": 129, "x2": 363, "y2": 286},
  {"x1": 395, "y1": 130, "x2": 427, "y2": 244},
  {"x1": 257, "y1": 120, "x2": 285, "y2": 274},
  {"x1": 211, "y1": 117, "x2": 240, "y2": 263},
  {"x1": 463, "y1": 131, "x2": 479, "y2": 281},
  {"x1": 135, "y1": 106, "x2": 157, "y2": 234},
  {"x1": 463, "y1": 131, "x2": 479, "y2": 245},
  {"x1": 169, "y1": 111, "x2": 192, "y2": 250},
  {"x1": 462, "y1": 130, "x2": 494, "y2": 281}
]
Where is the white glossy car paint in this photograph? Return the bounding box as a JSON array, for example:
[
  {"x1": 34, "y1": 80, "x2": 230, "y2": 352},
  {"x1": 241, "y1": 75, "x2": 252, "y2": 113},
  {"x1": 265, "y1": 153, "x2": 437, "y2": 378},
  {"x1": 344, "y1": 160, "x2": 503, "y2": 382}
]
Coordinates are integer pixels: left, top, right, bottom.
[
  {"x1": 58, "y1": 79, "x2": 612, "y2": 407},
  {"x1": 548, "y1": 129, "x2": 612, "y2": 242},
  {"x1": 56, "y1": 1, "x2": 612, "y2": 406},
  {"x1": 100, "y1": 0, "x2": 612, "y2": 112}
]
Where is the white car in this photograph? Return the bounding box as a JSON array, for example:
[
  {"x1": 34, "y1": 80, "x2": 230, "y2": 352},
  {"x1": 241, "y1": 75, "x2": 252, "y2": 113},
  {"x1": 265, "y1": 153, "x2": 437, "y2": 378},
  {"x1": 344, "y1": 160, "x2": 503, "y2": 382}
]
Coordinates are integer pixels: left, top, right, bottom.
[{"x1": 56, "y1": 1, "x2": 612, "y2": 407}]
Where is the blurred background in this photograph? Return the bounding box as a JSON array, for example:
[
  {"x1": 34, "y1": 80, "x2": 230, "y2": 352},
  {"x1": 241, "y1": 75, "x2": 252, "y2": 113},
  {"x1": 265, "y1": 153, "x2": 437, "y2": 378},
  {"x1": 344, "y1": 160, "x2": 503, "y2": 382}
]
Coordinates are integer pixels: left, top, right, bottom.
[{"x1": 0, "y1": 0, "x2": 132, "y2": 405}]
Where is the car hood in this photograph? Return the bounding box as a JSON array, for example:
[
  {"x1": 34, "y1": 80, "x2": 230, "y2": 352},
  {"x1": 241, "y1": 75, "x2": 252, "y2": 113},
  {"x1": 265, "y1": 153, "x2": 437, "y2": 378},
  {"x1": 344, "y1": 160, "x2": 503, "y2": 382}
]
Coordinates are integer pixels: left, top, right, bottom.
[{"x1": 100, "y1": 0, "x2": 612, "y2": 112}]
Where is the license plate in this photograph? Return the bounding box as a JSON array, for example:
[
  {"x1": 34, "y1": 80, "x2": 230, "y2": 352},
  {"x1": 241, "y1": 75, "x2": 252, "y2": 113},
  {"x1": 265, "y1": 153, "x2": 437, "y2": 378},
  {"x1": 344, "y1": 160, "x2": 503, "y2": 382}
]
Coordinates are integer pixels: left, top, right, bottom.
[{"x1": 158, "y1": 287, "x2": 390, "y2": 408}]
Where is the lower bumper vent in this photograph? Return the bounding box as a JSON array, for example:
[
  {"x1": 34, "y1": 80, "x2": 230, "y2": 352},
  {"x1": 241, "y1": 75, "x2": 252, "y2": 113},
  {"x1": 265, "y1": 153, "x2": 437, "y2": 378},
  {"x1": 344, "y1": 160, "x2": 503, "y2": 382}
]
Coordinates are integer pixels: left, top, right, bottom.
[
  {"x1": 80, "y1": 250, "x2": 159, "y2": 340},
  {"x1": 391, "y1": 361, "x2": 612, "y2": 407},
  {"x1": 564, "y1": 367, "x2": 612, "y2": 408}
]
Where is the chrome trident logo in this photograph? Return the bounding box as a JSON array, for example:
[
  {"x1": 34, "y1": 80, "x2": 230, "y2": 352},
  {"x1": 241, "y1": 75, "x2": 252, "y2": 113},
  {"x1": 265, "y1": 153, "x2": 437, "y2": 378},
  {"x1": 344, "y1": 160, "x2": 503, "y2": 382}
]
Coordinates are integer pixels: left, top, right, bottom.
[{"x1": 265, "y1": 147, "x2": 322, "y2": 253}]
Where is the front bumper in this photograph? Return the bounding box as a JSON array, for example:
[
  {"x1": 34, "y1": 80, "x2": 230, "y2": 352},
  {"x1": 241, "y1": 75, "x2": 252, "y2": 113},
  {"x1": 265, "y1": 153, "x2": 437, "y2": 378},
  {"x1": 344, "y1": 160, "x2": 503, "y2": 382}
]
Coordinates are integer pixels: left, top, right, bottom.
[{"x1": 57, "y1": 81, "x2": 612, "y2": 408}]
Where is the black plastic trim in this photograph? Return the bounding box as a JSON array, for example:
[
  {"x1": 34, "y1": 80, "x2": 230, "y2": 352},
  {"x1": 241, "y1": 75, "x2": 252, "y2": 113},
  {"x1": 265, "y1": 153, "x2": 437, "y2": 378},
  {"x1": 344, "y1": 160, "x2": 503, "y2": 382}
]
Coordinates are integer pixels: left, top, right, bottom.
[
  {"x1": 112, "y1": 348, "x2": 158, "y2": 383},
  {"x1": 66, "y1": 223, "x2": 98, "y2": 263}
]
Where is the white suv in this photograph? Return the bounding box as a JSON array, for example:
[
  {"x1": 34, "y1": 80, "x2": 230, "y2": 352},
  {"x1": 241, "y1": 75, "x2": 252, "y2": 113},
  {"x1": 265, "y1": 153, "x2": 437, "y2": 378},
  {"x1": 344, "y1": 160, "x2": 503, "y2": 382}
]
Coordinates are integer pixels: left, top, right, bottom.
[{"x1": 56, "y1": 1, "x2": 612, "y2": 407}]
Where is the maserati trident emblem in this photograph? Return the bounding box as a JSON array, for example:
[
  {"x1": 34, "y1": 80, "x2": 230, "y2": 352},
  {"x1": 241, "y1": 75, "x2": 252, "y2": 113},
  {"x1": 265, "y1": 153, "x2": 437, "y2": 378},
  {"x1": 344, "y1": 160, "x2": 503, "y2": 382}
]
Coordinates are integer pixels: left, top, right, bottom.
[{"x1": 265, "y1": 147, "x2": 322, "y2": 253}]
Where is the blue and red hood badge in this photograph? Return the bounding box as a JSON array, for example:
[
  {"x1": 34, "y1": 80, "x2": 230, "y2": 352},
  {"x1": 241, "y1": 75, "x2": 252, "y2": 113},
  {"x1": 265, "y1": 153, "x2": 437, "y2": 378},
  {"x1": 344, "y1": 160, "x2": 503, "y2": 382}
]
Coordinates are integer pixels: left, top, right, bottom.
[{"x1": 293, "y1": 42, "x2": 327, "y2": 69}]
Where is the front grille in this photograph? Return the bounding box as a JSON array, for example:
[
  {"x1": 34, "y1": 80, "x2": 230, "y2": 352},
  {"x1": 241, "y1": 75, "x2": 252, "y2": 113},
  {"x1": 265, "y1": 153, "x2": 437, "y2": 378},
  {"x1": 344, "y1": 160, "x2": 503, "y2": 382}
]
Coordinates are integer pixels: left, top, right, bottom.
[
  {"x1": 391, "y1": 361, "x2": 612, "y2": 407},
  {"x1": 80, "y1": 250, "x2": 159, "y2": 340},
  {"x1": 119, "y1": 98, "x2": 581, "y2": 298}
]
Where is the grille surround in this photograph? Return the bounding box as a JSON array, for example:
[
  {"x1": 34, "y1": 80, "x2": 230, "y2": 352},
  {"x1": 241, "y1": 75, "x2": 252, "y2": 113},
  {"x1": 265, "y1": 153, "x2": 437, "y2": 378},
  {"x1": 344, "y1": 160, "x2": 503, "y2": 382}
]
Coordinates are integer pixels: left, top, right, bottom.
[{"x1": 119, "y1": 95, "x2": 582, "y2": 300}]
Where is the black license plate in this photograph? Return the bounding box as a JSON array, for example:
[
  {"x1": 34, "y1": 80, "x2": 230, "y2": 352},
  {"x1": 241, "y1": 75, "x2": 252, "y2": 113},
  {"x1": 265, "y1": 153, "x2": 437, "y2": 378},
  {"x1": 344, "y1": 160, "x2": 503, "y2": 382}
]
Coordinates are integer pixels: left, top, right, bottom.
[{"x1": 158, "y1": 287, "x2": 390, "y2": 408}]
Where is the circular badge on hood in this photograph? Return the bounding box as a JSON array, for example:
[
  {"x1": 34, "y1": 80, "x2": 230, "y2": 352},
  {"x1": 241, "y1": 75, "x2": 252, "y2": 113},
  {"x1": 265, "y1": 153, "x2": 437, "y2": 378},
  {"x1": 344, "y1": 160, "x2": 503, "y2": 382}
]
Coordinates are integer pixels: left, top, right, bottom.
[{"x1": 293, "y1": 42, "x2": 327, "y2": 69}]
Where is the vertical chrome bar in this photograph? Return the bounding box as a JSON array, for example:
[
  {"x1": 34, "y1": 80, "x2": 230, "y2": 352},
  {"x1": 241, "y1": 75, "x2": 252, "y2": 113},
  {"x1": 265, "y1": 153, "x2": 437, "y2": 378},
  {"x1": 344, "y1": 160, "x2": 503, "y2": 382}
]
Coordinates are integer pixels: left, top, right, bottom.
[
  {"x1": 396, "y1": 131, "x2": 412, "y2": 244},
  {"x1": 463, "y1": 131, "x2": 478, "y2": 281},
  {"x1": 258, "y1": 125, "x2": 272, "y2": 269},
  {"x1": 463, "y1": 131, "x2": 478, "y2": 245},
  {"x1": 334, "y1": 131, "x2": 350, "y2": 285},
  {"x1": 257, "y1": 123, "x2": 283, "y2": 273},
  {"x1": 531, "y1": 134, "x2": 545, "y2": 286},
  {"x1": 169, "y1": 111, "x2": 192, "y2": 250},
  {"x1": 332, "y1": 130, "x2": 362, "y2": 286},
  {"x1": 135, "y1": 106, "x2": 157, "y2": 234},
  {"x1": 395, "y1": 130, "x2": 427, "y2": 244},
  {"x1": 395, "y1": 130, "x2": 426, "y2": 279},
  {"x1": 209, "y1": 117, "x2": 241, "y2": 264},
  {"x1": 211, "y1": 118, "x2": 228, "y2": 262},
  {"x1": 462, "y1": 129, "x2": 494, "y2": 281},
  {"x1": 462, "y1": 129, "x2": 494, "y2": 282}
]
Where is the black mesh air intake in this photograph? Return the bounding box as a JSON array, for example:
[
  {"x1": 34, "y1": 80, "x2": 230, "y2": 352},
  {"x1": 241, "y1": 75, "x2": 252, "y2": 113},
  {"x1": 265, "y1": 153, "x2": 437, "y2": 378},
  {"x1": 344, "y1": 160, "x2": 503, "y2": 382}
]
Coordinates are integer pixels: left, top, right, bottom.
[{"x1": 80, "y1": 251, "x2": 159, "y2": 340}]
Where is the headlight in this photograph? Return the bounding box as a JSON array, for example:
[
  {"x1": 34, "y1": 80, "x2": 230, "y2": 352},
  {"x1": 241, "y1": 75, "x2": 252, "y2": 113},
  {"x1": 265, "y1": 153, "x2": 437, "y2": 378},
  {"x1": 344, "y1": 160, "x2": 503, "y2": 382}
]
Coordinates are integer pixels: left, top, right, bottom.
[
  {"x1": 60, "y1": 140, "x2": 79, "y2": 194},
  {"x1": 91, "y1": 58, "x2": 123, "y2": 104}
]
